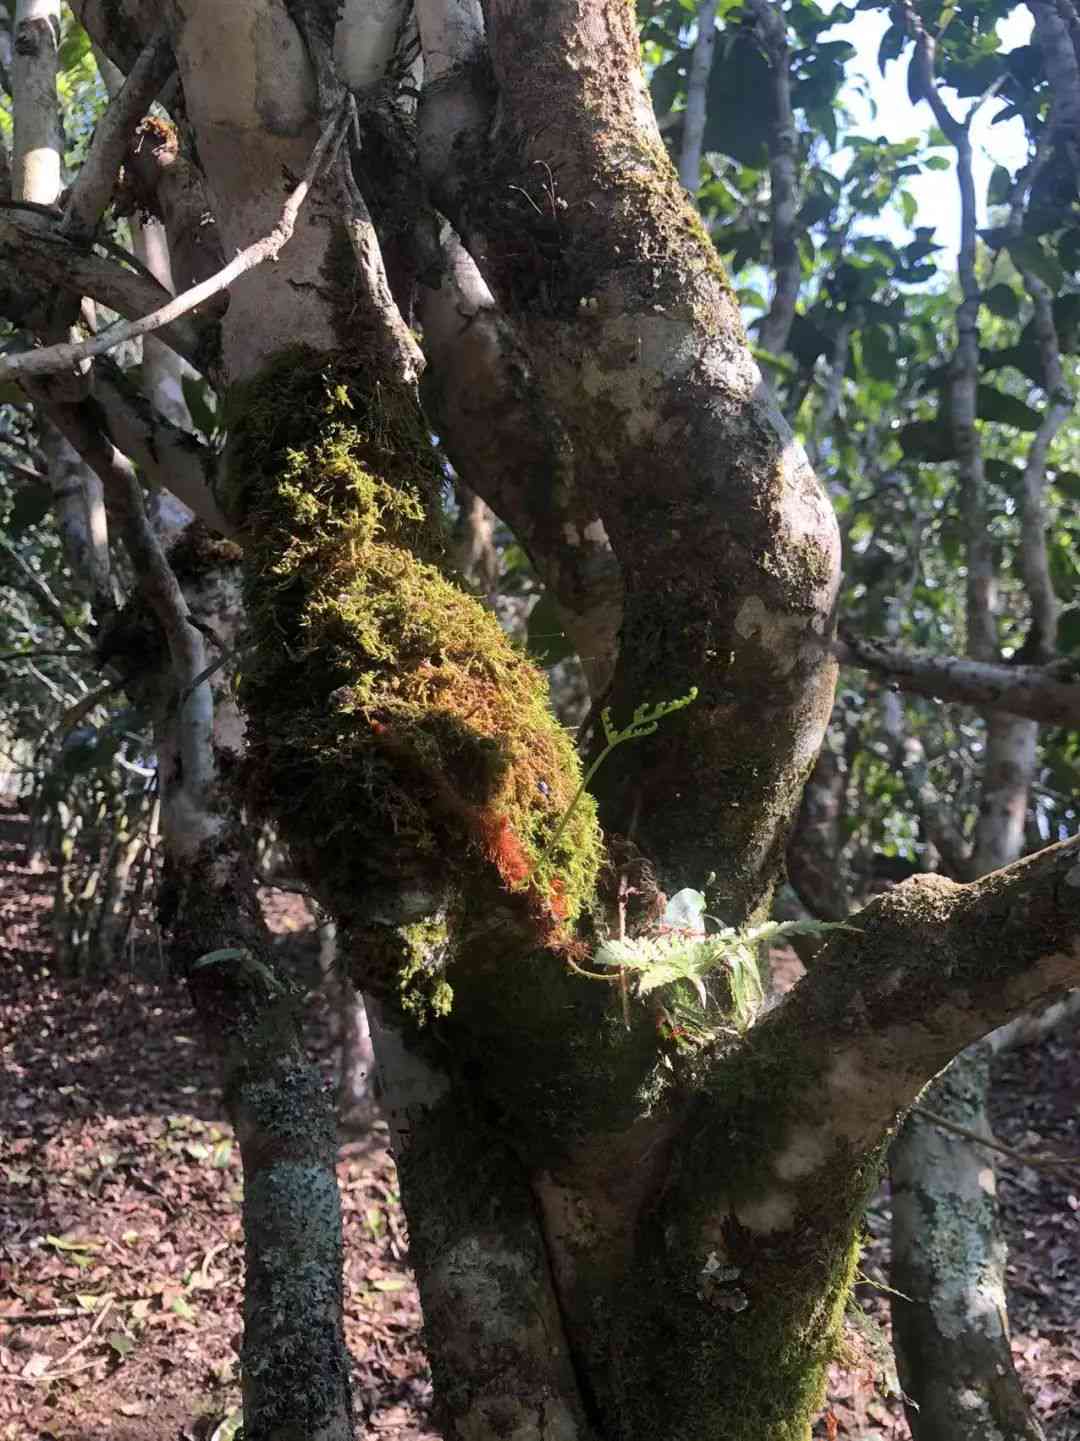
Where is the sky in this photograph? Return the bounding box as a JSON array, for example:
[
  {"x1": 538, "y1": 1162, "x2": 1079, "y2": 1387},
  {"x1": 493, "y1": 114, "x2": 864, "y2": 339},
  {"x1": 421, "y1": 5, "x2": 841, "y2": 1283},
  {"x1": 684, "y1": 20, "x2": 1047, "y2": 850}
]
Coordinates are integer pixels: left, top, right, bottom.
[{"x1": 823, "y1": 5, "x2": 1035, "y2": 258}]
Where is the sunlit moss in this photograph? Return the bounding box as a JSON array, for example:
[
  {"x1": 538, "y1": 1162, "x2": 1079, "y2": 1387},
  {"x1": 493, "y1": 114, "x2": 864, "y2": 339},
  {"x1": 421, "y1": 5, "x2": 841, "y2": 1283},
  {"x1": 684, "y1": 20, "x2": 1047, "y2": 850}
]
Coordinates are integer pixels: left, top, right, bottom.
[{"x1": 224, "y1": 348, "x2": 602, "y2": 1005}]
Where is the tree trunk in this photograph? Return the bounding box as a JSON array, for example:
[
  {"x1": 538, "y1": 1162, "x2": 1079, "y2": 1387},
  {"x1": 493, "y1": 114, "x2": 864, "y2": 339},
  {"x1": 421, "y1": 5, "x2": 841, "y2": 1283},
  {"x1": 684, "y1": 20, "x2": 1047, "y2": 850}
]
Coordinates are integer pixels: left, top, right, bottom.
[
  {"x1": 891, "y1": 1046, "x2": 1043, "y2": 1441},
  {"x1": 891, "y1": 714, "x2": 1043, "y2": 1440}
]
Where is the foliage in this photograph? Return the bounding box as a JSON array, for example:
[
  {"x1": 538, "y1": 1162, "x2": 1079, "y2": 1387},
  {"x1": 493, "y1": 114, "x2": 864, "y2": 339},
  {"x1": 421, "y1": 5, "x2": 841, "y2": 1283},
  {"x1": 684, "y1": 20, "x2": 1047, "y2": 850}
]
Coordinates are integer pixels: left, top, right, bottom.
[{"x1": 593, "y1": 886, "x2": 856, "y2": 1032}]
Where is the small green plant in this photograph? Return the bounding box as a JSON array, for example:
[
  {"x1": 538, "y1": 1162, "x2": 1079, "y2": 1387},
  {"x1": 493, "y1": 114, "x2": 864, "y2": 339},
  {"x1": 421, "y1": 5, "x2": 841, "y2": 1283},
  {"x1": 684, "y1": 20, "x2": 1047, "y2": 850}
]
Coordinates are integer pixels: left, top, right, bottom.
[
  {"x1": 596, "y1": 913, "x2": 858, "y2": 1032},
  {"x1": 570, "y1": 884, "x2": 857, "y2": 1036},
  {"x1": 535, "y1": 687, "x2": 698, "y2": 872},
  {"x1": 191, "y1": 947, "x2": 288, "y2": 998}
]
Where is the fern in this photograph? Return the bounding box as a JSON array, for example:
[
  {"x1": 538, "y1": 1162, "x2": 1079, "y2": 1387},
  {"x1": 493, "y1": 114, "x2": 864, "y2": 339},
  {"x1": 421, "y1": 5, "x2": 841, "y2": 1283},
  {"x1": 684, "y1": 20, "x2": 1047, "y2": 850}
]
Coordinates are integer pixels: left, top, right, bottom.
[
  {"x1": 593, "y1": 905, "x2": 858, "y2": 1032},
  {"x1": 534, "y1": 687, "x2": 698, "y2": 873}
]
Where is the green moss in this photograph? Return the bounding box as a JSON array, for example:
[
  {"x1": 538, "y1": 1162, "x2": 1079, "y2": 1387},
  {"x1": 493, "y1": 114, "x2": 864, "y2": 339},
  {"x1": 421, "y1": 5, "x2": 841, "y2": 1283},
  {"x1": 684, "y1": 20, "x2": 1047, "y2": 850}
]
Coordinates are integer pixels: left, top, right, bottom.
[
  {"x1": 570, "y1": 996, "x2": 887, "y2": 1439},
  {"x1": 225, "y1": 348, "x2": 602, "y2": 1005}
]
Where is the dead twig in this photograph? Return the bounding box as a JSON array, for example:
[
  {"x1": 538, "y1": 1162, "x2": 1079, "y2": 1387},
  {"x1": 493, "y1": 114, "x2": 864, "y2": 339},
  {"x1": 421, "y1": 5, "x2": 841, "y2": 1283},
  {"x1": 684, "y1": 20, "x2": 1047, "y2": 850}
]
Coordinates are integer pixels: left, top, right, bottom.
[
  {"x1": 0, "y1": 97, "x2": 353, "y2": 381},
  {"x1": 914, "y1": 1105, "x2": 1080, "y2": 1171}
]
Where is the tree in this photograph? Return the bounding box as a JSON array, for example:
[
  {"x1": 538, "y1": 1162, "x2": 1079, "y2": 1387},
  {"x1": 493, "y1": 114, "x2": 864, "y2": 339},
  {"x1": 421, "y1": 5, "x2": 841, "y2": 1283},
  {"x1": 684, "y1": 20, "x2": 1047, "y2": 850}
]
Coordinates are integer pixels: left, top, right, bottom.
[{"x1": 0, "y1": 1, "x2": 1078, "y2": 1439}]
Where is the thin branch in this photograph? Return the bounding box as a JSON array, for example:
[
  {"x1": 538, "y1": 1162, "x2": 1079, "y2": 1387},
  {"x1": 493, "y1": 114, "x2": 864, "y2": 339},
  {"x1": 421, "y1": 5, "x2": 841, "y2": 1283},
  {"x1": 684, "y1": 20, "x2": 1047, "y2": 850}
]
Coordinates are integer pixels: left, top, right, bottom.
[
  {"x1": 0, "y1": 211, "x2": 205, "y2": 368},
  {"x1": 90, "y1": 364, "x2": 229, "y2": 534},
  {"x1": 0, "y1": 452, "x2": 45, "y2": 484},
  {"x1": 745, "y1": 833, "x2": 1080, "y2": 1163},
  {"x1": 913, "y1": 1106, "x2": 1080, "y2": 1172},
  {"x1": 807, "y1": 316, "x2": 852, "y2": 467},
  {"x1": 0, "y1": 97, "x2": 353, "y2": 381},
  {"x1": 678, "y1": 0, "x2": 719, "y2": 193},
  {"x1": 745, "y1": 0, "x2": 800, "y2": 361},
  {"x1": 0, "y1": 535, "x2": 92, "y2": 646},
  {"x1": 61, "y1": 26, "x2": 174, "y2": 240},
  {"x1": 11, "y1": 0, "x2": 62, "y2": 207},
  {"x1": 0, "y1": 647, "x2": 88, "y2": 661},
  {"x1": 899, "y1": 0, "x2": 996, "y2": 662},
  {"x1": 1010, "y1": 146, "x2": 1074, "y2": 660},
  {"x1": 835, "y1": 632, "x2": 1080, "y2": 728}
]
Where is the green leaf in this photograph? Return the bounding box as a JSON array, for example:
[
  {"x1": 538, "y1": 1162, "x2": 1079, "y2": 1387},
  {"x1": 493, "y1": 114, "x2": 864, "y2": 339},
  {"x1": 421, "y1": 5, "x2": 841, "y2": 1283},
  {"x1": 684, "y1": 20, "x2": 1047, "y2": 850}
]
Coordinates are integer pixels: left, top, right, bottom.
[
  {"x1": 1052, "y1": 471, "x2": 1080, "y2": 502},
  {"x1": 877, "y1": 22, "x2": 904, "y2": 73},
  {"x1": 861, "y1": 324, "x2": 896, "y2": 383},
  {"x1": 983, "y1": 283, "x2": 1019, "y2": 320},
  {"x1": 650, "y1": 53, "x2": 687, "y2": 118},
  {"x1": 59, "y1": 23, "x2": 91, "y2": 73},
  {"x1": 170, "y1": 1296, "x2": 196, "y2": 1320},
  {"x1": 107, "y1": 1332, "x2": 135, "y2": 1357},
  {"x1": 976, "y1": 385, "x2": 1042, "y2": 431},
  {"x1": 703, "y1": 35, "x2": 771, "y2": 165},
  {"x1": 987, "y1": 165, "x2": 1012, "y2": 207},
  {"x1": 181, "y1": 375, "x2": 219, "y2": 439},
  {"x1": 737, "y1": 288, "x2": 767, "y2": 310},
  {"x1": 1006, "y1": 237, "x2": 1064, "y2": 295},
  {"x1": 8, "y1": 482, "x2": 52, "y2": 534},
  {"x1": 192, "y1": 947, "x2": 246, "y2": 970},
  {"x1": 898, "y1": 419, "x2": 955, "y2": 462},
  {"x1": 1057, "y1": 607, "x2": 1080, "y2": 653}
]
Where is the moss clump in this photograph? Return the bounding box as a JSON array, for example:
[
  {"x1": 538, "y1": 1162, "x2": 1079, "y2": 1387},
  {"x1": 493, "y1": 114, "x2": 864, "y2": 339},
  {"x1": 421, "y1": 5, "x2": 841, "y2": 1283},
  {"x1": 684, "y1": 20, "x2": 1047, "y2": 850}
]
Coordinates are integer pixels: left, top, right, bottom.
[
  {"x1": 165, "y1": 520, "x2": 243, "y2": 584},
  {"x1": 226, "y1": 349, "x2": 602, "y2": 1002}
]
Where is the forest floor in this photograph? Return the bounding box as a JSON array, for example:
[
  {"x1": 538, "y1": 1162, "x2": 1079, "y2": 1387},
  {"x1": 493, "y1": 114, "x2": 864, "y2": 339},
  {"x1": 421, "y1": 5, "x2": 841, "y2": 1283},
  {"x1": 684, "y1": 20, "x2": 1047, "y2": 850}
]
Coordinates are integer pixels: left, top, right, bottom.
[{"x1": 2, "y1": 797, "x2": 1080, "y2": 1441}]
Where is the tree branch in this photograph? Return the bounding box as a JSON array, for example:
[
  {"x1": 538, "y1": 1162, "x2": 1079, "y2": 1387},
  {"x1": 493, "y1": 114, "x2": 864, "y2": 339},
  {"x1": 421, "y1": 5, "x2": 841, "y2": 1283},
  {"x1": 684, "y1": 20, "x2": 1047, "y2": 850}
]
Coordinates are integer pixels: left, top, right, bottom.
[
  {"x1": 39, "y1": 398, "x2": 216, "y2": 826},
  {"x1": 0, "y1": 210, "x2": 206, "y2": 370},
  {"x1": 415, "y1": 219, "x2": 624, "y2": 695},
  {"x1": 745, "y1": 0, "x2": 799, "y2": 360},
  {"x1": 0, "y1": 533, "x2": 94, "y2": 648},
  {"x1": 678, "y1": 0, "x2": 719, "y2": 193},
  {"x1": 899, "y1": 0, "x2": 997, "y2": 662},
  {"x1": 835, "y1": 632, "x2": 1080, "y2": 727},
  {"x1": 0, "y1": 99, "x2": 353, "y2": 381},
  {"x1": 759, "y1": 833, "x2": 1080, "y2": 1156},
  {"x1": 56, "y1": 362, "x2": 228, "y2": 535},
  {"x1": 11, "y1": 0, "x2": 62, "y2": 207},
  {"x1": 61, "y1": 25, "x2": 174, "y2": 241},
  {"x1": 445, "y1": 0, "x2": 841, "y2": 913}
]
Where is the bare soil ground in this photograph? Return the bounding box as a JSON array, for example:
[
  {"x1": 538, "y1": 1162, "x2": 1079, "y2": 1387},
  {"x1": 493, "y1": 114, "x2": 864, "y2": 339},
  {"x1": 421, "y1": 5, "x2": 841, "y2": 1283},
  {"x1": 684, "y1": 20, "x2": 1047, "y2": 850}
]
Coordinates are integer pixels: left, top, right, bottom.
[{"x1": 3, "y1": 801, "x2": 1079, "y2": 1440}]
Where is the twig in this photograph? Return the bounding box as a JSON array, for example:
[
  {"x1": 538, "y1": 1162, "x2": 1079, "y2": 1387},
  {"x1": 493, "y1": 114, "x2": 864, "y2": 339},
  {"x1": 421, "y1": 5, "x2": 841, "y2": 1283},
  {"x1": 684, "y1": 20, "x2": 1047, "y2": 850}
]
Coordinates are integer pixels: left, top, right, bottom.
[
  {"x1": 58, "y1": 681, "x2": 118, "y2": 732},
  {"x1": 0, "y1": 1307, "x2": 84, "y2": 1322},
  {"x1": 62, "y1": 27, "x2": 174, "y2": 240},
  {"x1": 0, "y1": 647, "x2": 88, "y2": 661},
  {"x1": 20, "y1": 1294, "x2": 115, "y2": 1385},
  {"x1": 914, "y1": 1106, "x2": 1080, "y2": 1171},
  {"x1": 0, "y1": 97, "x2": 353, "y2": 380},
  {"x1": 0, "y1": 452, "x2": 45, "y2": 484},
  {"x1": 0, "y1": 535, "x2": 93, "y2": 647},
  {"x1": 11, "y1": 1354, "x2": 111, "y2": 1385}
]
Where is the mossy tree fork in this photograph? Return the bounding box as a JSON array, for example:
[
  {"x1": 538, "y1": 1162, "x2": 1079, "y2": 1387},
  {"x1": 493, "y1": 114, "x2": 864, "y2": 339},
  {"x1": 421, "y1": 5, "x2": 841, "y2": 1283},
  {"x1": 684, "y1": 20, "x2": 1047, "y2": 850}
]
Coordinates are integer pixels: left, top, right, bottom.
[{"x1": 4, "y1": 1, "x2": 1080, "y2": 1438}]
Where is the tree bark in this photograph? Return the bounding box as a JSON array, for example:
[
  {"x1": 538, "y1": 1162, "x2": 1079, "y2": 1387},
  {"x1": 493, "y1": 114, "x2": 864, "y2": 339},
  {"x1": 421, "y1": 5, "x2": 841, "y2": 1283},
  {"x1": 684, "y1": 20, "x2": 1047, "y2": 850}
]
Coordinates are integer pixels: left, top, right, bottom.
[{"x1": 891, "y1": 1047, "x2": 1044, "y2": 1441}]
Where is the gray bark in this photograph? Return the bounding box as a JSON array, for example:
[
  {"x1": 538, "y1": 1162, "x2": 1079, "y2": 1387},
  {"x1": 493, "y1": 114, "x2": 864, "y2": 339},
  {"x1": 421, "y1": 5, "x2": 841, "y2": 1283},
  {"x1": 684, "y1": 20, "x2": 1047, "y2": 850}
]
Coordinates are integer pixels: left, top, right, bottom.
[{"x1": 891, "y1": 1047, "x2": 1044, "y2": 1441}]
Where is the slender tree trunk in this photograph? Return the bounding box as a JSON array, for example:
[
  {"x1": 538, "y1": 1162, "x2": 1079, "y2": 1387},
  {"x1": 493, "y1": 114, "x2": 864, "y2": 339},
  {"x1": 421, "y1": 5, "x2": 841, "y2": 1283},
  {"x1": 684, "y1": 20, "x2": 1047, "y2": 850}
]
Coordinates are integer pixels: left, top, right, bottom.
[
  {"x1": 891, "y1": 717, "x2": 1043, "y2": 1441},
  {"x1": 891, "y1": 1046, "x2": 1043, "y2": 1441}
]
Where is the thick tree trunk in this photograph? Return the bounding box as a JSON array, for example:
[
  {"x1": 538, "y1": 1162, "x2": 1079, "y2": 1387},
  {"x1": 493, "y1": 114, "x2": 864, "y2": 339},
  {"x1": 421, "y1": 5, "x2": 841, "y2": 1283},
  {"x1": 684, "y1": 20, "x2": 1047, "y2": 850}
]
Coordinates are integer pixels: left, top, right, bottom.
[{"x1": 41, "y1": 9, "x2": 1080, "y2": 1441}]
